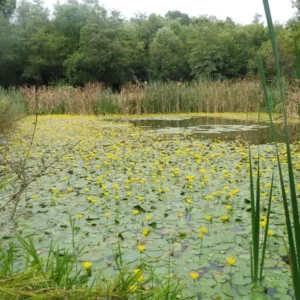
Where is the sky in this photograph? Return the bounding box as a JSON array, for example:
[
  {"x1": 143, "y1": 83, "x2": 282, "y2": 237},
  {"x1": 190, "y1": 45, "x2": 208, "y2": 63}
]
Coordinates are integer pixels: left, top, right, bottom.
[{"x1": 45, "y1": 0, "x2": 297, "y2": 24}]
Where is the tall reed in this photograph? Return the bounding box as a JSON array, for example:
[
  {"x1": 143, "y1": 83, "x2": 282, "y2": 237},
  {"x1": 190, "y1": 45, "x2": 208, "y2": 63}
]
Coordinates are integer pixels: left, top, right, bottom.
[
  {"x1": 0, "y1": 88, "x2": 27, "y2": 132},
  {"x1": 259, "y1": 0, "x2": 300, "y2": 298},
  {"x1": 6, "y1": 80, "x2": 294, "y2": 115}
]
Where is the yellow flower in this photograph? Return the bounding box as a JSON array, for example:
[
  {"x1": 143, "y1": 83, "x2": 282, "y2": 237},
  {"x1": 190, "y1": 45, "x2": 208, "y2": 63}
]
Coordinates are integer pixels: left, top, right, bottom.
[
  {"x1": 127, "y1": 191, "x2": 132, "y2": 196},
  {"x1": 200, "y1": 227, "x2": 208, "y2": 233},
  {"x1": 133, "y1": 209, "x2": 139, "y2": 215},
  {"x1": 265, "y1": 183, "x2": 271, "y2": 188},
  {"x1": 224, "y1": 186, "x2": 229, "y2": 190},
  {"x1": 105, "y1": 212, "x2": 110, "y2": 218},
  {"x1": 146, "y1": 215, "x2": 152, "y2": 221},
  {"x1": 205, "y1": 195, "x2": 212, "y2": 200},
  {"x1": 158, "y1": 188, "x2": 163, "y2": 193},
  {"x1": 226, "y1": 257, "x2": 236, "y2": 266},
  {"x1": 129, "y1": 285, "x2": 138, "y2": 292},
  {"x1": 185, "y1": 198, "x2": 192, "y2": 204},
  {"x1": 137, "y1": 244, "x2": 145, "y2": 252},
  {"x1": 186, "y1": 175, "x2": 195, "y2": 182},
  {"x1": 142, "y1": 228, "x2": 150, "y2": 236},
  {"x1": 260, "y1": 221, "x2": 266, "y2": 228},
  {"x1": 32, "y1": 195, "x2": 39, "y2": 200},
  {"x1": 178, "y1": 212, "x2": 183, "y2": 218},
  {"x1": 137, "y1": 274, "x2": 144, "y2": 282},
  {"x1": 268, "y1": 230, "x2": 273, "y2": 236},
  {"x1": 220, "y1": 216, "x2": 229, "y2": 222},
  {"x1": 77, "y1": 213, "x2": 84, "y2": 219},
  {"x1": 67, "y1": 187, "x2": 73, "y2": 193},
  {"x1": 133, "y1": 268, "x2": 141, "y2": 274},
  {"x1": 198, "y1": 233, "x2": 204, "y2": 239},
  {"x1": 189, "y1": 271, "x2": 199, "y2": 281},
  {"x1": 83, "y1": 261, "x2": 92, "y2": 269},
  {"x1": 113, "y1": 184, "x2": 120, "y2": 190},
  {"x1": 205, "y1": 216, "x2": 212, "y2": 222},
  {"x1": 225, "y1": 205, "x2": 232, "y2": 211},
  {"x1": 200, "y1": 169, "x2": 206, "y2": 174},
  {"x1": 138, "y1": 196, "x2": 144, "y2": 201}
]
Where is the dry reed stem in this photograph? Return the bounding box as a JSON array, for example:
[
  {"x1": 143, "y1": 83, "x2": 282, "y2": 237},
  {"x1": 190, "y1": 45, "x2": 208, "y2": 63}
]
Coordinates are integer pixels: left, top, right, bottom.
[{"x1": 7, "y1": 81, "x2": 300, "y2": 115}]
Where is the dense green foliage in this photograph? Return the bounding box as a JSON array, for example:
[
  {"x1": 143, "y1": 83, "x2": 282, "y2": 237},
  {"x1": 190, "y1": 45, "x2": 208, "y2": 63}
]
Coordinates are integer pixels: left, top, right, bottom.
[{"x1": 0, "y1": 0, "x2": 298, "y2": 88}]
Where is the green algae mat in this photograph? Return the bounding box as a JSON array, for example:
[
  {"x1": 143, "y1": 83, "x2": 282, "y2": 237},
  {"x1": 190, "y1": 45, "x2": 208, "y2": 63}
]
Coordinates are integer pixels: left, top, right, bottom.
[{"x1": 1, "y1": 114, "x2": 300, "y2": 299}]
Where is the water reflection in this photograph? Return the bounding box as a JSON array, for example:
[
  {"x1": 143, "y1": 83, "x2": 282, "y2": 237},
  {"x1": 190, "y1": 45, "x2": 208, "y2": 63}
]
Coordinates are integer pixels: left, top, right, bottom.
[{"x1": 131, "y1": 117, "x2": 300, "y2": 144}]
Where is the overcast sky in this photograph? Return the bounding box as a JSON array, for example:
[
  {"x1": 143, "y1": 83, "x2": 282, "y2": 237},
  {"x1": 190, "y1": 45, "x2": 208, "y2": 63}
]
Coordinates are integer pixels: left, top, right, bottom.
[{"x1": 45, "y1": 0, "x2": 296, "y2": 24}]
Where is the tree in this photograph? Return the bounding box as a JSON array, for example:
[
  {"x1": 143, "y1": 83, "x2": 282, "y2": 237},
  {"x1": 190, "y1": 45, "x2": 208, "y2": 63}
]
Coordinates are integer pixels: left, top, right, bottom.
[
  {"x1": 165, "y1": 10, "x2": 191, "y2": 26},
  {"x1": 149, "y1": 27, "x2": 189, "y2": 81},
  {"x1": 12, "y1": 0, "x2": 50, "y2": 84},
  {"x1": 23, "y1": 28, "x2": 69, "y2": 83},
  {"x1": 188, "y1": 23, "x2": 247, "y2": 79},
  {"x1": 0, "y1": 0, "x2": 16, "y2": 18},
  {"x1": 65, "y1": 14, "x2": 137, "y2": 87},
  {"x1": 259, "y1": 26, "x2": 295, "y2": 78},
  {"x1": 0, "y1": 14, "x2": 20, "y2": 86}
]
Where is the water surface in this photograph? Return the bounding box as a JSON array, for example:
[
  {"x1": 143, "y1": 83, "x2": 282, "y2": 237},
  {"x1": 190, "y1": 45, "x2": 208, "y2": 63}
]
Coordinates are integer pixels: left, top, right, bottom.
[{"x1": 131, "y1": 116, "x2": 300, "y2": 144}]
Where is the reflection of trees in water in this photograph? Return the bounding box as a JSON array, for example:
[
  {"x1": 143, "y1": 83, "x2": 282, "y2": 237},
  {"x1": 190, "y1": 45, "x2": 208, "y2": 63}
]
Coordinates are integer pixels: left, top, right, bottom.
[{"x1": 131, "y1": 117, "x2": 300, "y2": 144}]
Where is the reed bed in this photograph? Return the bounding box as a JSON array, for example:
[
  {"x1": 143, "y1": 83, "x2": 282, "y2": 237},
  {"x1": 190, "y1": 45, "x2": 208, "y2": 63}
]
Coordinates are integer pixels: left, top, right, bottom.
[
  {"x1": 1, "y1": 80, "x2": 300, "y2": 115},
  {"x1": 0, "y1": 88, "x2": 27, "y2": 132}
]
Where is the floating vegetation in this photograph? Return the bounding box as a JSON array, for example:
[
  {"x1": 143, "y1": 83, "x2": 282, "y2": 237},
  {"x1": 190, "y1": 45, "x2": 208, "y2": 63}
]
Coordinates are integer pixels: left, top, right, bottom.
[{"x1": 0, "y1": 114, "x2": 298, "y2": 299}]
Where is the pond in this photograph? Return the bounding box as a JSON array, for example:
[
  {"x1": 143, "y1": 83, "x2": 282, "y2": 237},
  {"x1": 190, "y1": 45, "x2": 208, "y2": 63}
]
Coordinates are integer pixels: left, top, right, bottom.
[
  {"x1": 0, "y1": 114, "x2": 297, "y2": 299},
  {"x1": 131, "y1": 116, "x2": 300, "y2": 144}
]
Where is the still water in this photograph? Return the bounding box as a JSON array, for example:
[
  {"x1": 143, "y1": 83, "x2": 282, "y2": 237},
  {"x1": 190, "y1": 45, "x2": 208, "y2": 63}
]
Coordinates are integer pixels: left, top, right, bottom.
[{"x1": 131, "y1": 116, "x2": 300, "y2": 144}]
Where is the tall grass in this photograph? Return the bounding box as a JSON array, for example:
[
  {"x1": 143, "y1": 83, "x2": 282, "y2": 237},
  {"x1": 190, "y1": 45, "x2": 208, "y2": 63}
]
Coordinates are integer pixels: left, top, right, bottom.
[
  {"x1": 0, "y1": 88, "x2": 27, "y2": 132},
  {"x1": 249, "y1": 151, "x2": 273, "y2": 282},
  {"x1": 259, "y1": 0, "x2": 300, "y2": 298},
  {"x1": 0, "y1": 235, "x2": 183, "y2": 299},
  {"x1": 5, "y1": 79, "x2": 299, "y2": 115}
]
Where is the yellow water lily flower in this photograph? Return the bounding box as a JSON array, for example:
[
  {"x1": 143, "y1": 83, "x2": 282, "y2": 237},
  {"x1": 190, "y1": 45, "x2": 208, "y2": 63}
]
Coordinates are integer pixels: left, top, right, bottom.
[
  {"x1": 83, "y1": 261, "x2": 92, "y2": 269},
  {"x1": 137, "y1": 244, "x2": 145, "y2": 252},
  {"x1": 225, "y1": 205, "x2": 232, "y2": 211},
  {"x1": 189, "y1": 271, "x2": 199, "y2": 281},
  {"x1": 142, "y1": 228, "x2": 150, "y2": 236},
  {"x1": 226, "y1": 257, "x2": 236, "y2": 266},
  {"x1": 205, "y1": 216, "x2": 212, "y2": 222},
  {"x1": 220, "y1": 216, "x2": 229, "y2": 222},
  {"x1": 200, "y1": 227, "x2": 208, "y2": 233}
]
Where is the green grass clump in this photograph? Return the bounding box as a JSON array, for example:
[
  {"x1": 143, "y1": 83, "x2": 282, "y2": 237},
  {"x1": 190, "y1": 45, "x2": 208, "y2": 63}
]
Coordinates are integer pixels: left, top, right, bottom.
[{"x1": 0, "y1": 235, "x2": 182, "y2": 299}]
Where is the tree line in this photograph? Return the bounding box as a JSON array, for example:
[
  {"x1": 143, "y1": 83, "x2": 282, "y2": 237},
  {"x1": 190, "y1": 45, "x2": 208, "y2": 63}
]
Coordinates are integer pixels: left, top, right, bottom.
[{"x1": 1, "y1": 0, "x2": 300, "y2": 89}]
